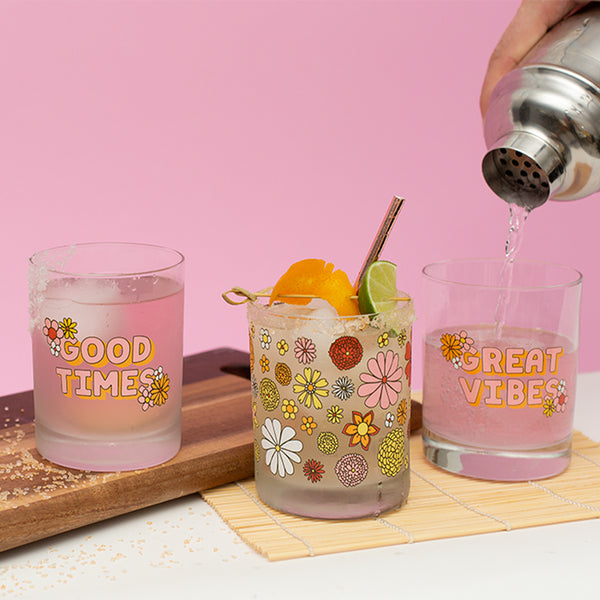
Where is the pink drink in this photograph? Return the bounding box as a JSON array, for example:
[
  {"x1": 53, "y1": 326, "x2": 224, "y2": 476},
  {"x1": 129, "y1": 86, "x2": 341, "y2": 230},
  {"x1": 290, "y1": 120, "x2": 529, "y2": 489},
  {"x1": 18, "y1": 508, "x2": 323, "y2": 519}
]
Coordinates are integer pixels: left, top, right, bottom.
[
  {"x1": 32, "y1": 275, "x2": 184, "y2": 471},
  {"x1": 423, "y1": 325, "x2": 577, "y2": 480}
]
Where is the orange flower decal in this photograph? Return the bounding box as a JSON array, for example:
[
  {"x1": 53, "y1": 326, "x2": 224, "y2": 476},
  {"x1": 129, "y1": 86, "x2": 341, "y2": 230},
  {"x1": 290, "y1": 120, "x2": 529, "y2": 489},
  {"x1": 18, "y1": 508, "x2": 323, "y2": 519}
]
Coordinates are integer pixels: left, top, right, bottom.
[
  {"x1": 342, "y1": 410, "x2": 380, "y2": 450},
  {"x1": 440, "y1": 333, "x2": 462, "y2": 362}
]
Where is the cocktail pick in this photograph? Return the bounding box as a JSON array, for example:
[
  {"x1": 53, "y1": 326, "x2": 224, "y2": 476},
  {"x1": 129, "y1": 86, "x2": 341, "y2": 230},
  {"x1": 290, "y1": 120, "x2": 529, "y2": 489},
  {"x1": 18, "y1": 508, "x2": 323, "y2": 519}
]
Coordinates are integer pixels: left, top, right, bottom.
[
  {"x1": 354, "y1": 195, "x2": 405, "y2": 291},
  {"x1": 221, "y1": 287, "x2": 410, "y2": 306}
]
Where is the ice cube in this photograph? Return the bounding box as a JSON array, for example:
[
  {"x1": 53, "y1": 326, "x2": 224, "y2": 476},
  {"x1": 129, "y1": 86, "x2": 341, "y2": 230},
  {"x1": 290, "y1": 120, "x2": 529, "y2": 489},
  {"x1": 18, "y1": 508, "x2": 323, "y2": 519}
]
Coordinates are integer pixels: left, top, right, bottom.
[{"x1": 303, "y1": 298, "x2": 339, "y2": 319}]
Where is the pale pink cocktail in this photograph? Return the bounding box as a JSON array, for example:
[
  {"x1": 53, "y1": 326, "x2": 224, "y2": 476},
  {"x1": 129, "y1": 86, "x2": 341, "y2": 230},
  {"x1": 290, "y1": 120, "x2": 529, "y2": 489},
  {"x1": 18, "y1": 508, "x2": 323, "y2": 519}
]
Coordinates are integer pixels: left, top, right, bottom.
[
  {"x1": 29, "y1": 243, "x2": 184, "y2": 471},
  {"x1": 422, "y1": 259, "x2": 582, "y2": 481}
]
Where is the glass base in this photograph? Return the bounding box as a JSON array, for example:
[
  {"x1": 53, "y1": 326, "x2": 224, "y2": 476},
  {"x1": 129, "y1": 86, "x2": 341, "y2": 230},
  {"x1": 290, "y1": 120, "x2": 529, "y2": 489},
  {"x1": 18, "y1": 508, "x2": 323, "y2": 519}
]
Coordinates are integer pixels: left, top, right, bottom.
[
  {"x1": 34, "y1": 421, "x2": 181, "y2": 472},
  {"x1": 255, "y1": 469, "x2": 410, "y2": 519},
  {"x1": 422, "y1": 428, "x2": 571, "y2": 481}
]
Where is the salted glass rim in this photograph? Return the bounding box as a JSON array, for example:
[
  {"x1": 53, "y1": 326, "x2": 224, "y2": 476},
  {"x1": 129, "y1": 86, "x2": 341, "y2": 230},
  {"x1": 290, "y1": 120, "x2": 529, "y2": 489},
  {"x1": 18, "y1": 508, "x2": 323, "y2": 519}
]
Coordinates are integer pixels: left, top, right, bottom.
[
  {"x1": 422, "y1": 257, "x2": 582, "y2": 291},
  {"x1": 29, "y1": 242, "x2": 184, "y2": 278},
  {"x1": 246, "y1": 296, "x2": 415, "y2": 322}
]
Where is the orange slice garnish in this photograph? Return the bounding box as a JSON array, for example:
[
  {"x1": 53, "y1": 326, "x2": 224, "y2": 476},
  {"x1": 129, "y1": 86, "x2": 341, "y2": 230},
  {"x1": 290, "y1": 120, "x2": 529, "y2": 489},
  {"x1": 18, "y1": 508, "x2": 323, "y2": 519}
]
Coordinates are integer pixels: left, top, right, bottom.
[{"x1": 269, "y1": 259, "x2": 360, "y2": 316}]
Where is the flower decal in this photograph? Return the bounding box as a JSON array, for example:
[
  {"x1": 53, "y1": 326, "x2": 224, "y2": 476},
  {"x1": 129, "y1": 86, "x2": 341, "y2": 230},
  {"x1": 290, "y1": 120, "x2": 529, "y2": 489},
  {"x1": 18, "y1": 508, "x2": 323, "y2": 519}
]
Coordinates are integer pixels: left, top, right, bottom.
[
  {"x1": 457, "y1": 330, "x2": 474, "y2": 352},
  {"x1": 277, "y1": 339, "x2": 289, "y2": 356},
  {"x1": 327, "y1": 405, "x2": 344, "y2": 424},
  {"x1": 249, "y1": 335, "x2": 255, "y2": 372},
  {"x1": 335, "y1": 453, "x2": 368, "y2": 487},
  {"x1": 357, "y1": 350, "x2": 403, "y2": 409},
  {"x1": 301, "y1": 415, "x2": 317, "y2": 435},
  {"x1": 260, "y1": 328, "x2": 272, "y2": 350},
  {"x1": 149, "y1": 369, "x2": 170, "y2": 406},
  {"x1": 440, "y1": 332, "x2": 462, "y2": 362},
  {"x1": 260, "y1": 354, "x2": 270, "y2": 373},
  {"x1": 378, "y1": 332, "x2": 389, "y2": 348},
  {"x1": 404, "y1": 340, "x2": 412, "y2": 387},
  {"x1": 259, "y1": 378, "x2": 280, "y2": 411},
  {"x1": 543, "y1": 396, "x2": 556, "y2": 418},
  {"x1": 281, "y1": 398, "x2": 298, "y2": 420},
  {"x1": 43, "y1": 318, "x2": 64, "y2": 347},
  {"x1": 342, "y1": 410, "x2": 380, "y2": 450},
  {"x1": 542, "y1": 381, "x2": 569, "y2": 418},
  {"x1": 59, "y1": 317, "x2": 78, "y2": 340},
  {"x1": 328, "y1": 336, "x2": 363, "y2": 370},
  {"x1": 294, "y1": 337, "x2": 316, "y2": 365},
  {"x1": 261, "y1": 418, "x2": 303, "y2": 477},
  {"x1": 293, "y1": 367, "x2": 329, "y2": 409},
  {"x1": 397, "y1": 329, "x2": 408, "y2": 347},
  {"x1": 552, "y1": 380, "x2": 569, "y2": 414},
  {"x1": 138, "y1": 386, "x2": 153, "y2": 411},
  {"x1": 303, "y1": 459, "x2": 325, "y2": 483},
  {"x1": 378, "y1": 428, "x2": 406, "y2": 477},
  {"x1": 554, "y1": 392, "x2": 568, "y2": 413},
  {"x1": 385, "y1": 412, "x2": 395, "y2": 428},
  {"x1": 317, "y1": 431, "x2": 339, "y2": 455},
  {"x1": 274, "y1": 362, "x2": 292, "y2": 386},
  {"x1": 396, "y1": 398, "x2": 408, "y2": 426},
  {"x1": 332, "y1": 376, "x2": 354, "y2": 400}
]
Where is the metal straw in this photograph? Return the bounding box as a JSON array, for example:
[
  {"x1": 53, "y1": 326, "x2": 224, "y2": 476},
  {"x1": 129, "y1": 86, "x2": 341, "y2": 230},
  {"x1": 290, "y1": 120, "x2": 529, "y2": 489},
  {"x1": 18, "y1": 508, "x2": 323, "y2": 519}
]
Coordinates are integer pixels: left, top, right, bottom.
[{"x1": 355, "y1": 196, "x2": 405, "y2": 291}]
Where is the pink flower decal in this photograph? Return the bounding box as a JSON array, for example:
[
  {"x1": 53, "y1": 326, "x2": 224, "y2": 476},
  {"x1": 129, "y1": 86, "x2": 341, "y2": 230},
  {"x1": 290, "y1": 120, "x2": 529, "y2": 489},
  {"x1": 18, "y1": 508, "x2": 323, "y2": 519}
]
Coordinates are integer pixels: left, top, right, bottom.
[
  {"x1": 295, "y1": 337, "x2": 316, "y2": 365},
  {"x1": 43, "y1": 318, "x2": 64, "y2": 346},
  {"x1": 357, "y1": 350, "x2": 403, "y2": 409},
  {"x1": 457, "y1": 330, "x2": 474, "y2": 352},
  {"x1": 553, "y1": 393, "x2": 568, "y2": 413}
]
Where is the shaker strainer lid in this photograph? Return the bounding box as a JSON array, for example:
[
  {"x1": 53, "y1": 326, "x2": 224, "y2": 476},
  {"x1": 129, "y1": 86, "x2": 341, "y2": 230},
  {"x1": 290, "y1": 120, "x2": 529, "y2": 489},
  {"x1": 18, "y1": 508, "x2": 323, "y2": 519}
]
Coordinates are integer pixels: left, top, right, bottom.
[{"x1": 482, "y1": 131, "x2": 565, "y2": 210}]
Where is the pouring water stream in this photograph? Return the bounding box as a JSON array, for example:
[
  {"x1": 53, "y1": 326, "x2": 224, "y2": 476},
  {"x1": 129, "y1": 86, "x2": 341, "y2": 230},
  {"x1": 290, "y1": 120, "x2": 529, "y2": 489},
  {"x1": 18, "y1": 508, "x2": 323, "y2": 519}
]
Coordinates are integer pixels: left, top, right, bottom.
[{"x1": 494, "y1": 204, "x2": 531, "y2": 338}]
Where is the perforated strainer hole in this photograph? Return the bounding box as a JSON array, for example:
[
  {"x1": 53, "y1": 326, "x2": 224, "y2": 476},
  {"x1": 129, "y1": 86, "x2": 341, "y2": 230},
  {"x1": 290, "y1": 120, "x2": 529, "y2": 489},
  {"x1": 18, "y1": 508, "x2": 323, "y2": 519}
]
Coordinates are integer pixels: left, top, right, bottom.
[
  {"x1": 491, "y1": 148, "x2": 548, "y2": 193},
  {"x1": 482, "y1": 146, "x2": 552, "y2": 209}
]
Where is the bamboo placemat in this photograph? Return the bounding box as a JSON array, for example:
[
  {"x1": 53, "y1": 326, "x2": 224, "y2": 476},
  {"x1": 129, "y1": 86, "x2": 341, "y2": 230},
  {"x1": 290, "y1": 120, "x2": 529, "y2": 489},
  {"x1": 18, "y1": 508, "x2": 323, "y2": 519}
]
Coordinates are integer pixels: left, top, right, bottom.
[{"x1": 202, "y1": 430, "x2": 600, "y2": 561}]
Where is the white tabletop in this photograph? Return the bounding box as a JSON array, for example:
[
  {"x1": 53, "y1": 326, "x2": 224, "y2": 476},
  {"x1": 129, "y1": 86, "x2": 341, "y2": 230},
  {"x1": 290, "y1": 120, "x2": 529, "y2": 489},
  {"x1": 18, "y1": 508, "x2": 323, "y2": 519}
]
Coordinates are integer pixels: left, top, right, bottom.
[{"x1": 2, "y1": 372, "x2": 599, "y2": 600}]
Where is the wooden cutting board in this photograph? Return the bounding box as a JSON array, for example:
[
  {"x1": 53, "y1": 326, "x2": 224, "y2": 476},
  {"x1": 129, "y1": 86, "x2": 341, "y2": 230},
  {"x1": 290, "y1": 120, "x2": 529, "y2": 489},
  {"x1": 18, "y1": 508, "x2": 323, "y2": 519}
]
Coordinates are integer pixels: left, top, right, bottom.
[
  {"x1": 0, "y1": 348, "x2": 254, "y2": 553},
  {"x1": 0, "y1": 347, "x2": 422, "y2": 553}
]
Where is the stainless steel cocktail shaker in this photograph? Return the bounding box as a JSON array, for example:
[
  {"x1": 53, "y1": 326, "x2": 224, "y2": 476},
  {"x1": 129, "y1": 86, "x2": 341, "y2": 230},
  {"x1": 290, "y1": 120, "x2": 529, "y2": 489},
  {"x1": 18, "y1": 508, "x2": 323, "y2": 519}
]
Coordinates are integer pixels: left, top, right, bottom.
[{"x1": 482, "y1": 4, "x2": 600, "y2": 209}]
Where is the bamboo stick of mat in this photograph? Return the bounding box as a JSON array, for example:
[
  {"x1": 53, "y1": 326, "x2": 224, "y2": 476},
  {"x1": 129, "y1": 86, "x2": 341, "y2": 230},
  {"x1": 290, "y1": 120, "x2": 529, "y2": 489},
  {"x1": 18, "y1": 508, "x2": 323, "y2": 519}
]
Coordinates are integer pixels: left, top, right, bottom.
[{"x1": 202, "y1": 430, "x2": 600, "y2": 561}]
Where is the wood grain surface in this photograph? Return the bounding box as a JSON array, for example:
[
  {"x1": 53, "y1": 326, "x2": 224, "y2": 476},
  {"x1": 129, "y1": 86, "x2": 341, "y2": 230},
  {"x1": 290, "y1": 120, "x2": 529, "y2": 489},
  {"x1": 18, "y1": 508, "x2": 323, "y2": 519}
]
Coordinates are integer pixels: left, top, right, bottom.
[
  {"x1": 0, "y1": 347, "x2": 422, "y2": 553},
  {"x1": 0, "y1": 348, "x2": 253, "y2": 553}
]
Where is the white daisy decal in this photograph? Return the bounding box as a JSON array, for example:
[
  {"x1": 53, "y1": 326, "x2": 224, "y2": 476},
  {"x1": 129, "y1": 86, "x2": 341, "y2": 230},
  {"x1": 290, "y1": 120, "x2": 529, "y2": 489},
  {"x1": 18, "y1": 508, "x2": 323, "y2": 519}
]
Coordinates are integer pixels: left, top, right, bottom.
[
  {"x1": 261, "y1": 418, "x2": 303, "y2": 477},
  {"x1": 260, "y1": 328, "x2": 272, "y2": 350}
]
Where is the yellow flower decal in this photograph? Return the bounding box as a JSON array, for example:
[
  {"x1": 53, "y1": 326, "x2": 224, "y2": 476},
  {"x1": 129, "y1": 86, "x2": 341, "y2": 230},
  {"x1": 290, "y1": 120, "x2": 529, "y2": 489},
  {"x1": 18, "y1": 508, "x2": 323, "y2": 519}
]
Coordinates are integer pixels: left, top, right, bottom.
[
  {"x1": 277, "y1": 339, "x2": 289, "y2": 356},
  {"x1": 59, "y1": 317, "x2": 78, "y2": 340},
  {"x1": 327, "y1": 405, "x2": 343, "y2": 424},
  {"x1": 281, "y1": 398, "x2": 298, "y2": 420},
  {"x1": 293, "y1": 367, "x2": 329, "y2": 409},
  {"x1": 378, "y1": 428, "x2": 406, "y2": 477},
  {"x1": 543, "y1": 396, "x2": 556, "y2": 418},
  {"x1": 397, "y1": 329, "x2": 408, "y2": 347},
  {"x1": 378, "y1": 332, "x2": 389, "y2": 348}
]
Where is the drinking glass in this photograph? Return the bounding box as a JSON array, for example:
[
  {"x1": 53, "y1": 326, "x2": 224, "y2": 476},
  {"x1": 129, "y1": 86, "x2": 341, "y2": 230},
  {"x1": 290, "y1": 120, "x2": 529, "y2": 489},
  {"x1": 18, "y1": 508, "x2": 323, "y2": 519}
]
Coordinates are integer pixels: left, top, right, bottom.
[
  {"x1": 247, "y1": 298, "x2": 415, "y2": 519},
  {"x1": 29, "y1": 242, "x2": 184, "y2": 471},
  {"x1": 422, "y1": 258, "x2": 582, "y2": 481}
]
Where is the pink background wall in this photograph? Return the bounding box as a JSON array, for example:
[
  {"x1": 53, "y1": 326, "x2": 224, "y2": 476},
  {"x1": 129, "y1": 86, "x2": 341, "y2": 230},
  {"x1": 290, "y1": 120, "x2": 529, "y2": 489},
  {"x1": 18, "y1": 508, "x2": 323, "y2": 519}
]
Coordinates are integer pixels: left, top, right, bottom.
[{"x1": 2, "y1": 0, "x2": 599, "y2": 396}]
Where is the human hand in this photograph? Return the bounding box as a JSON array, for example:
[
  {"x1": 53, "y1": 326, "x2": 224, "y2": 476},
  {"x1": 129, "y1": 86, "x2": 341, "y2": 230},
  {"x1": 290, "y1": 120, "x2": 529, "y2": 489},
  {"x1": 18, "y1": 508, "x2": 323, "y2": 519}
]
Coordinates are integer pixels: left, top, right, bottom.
[{"x1": 480, "y1": 0, "x2": 590, "y2": 118}]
